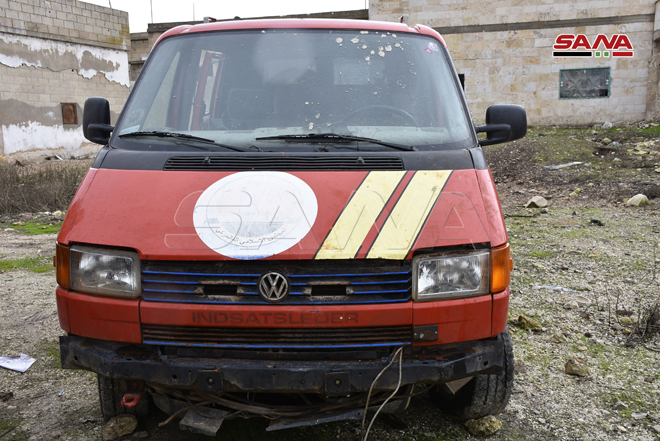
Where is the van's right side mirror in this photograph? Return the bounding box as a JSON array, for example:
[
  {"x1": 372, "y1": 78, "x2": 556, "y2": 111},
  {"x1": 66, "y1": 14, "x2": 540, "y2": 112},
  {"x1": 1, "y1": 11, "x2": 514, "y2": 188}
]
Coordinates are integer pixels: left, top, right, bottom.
[
  {"x1": 475, "y1": 105, "x2": 527, "y2": 146},
  {"x1": 83, "y1": 97, "x2": 114, "y2": 145}
]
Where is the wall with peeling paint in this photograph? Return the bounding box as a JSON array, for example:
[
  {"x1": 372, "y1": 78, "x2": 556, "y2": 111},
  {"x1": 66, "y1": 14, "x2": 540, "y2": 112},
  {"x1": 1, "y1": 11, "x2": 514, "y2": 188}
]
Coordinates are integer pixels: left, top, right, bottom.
[{"x1": 0, "y1": 0, "x2": 130, "y2": 163}]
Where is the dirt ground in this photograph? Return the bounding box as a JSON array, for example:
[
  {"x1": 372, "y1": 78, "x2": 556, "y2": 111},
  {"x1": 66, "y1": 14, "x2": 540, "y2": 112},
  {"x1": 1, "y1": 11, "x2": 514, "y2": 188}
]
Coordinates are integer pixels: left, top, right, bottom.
[{"x1": 1, "y1": 125, "x2": 660, "y2": 440}]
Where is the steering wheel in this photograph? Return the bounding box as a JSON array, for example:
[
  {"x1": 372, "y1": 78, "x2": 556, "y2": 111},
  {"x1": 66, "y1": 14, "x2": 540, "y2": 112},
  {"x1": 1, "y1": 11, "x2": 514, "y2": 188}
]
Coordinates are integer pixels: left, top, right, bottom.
[{"x1": 340, "y1": 105, "x2": 418, "y2": 126}]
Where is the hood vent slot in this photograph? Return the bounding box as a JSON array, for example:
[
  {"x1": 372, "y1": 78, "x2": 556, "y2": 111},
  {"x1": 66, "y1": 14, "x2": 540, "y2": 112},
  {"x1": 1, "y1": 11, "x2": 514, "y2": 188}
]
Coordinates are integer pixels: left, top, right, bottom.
[{"x1": 164, "y1": 155, "x2": 404, "y2": 171}]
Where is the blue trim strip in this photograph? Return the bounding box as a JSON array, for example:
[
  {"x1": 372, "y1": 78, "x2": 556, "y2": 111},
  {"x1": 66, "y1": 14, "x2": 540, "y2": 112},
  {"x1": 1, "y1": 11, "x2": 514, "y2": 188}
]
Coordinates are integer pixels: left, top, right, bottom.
[
  {"x1": 289, "y1": 280, "x2": 409, "y2": 287},
  {"x1": 143, "y1": 279, "x2": 198, "y2": 285},
  {"x1": 143, "y1": 288, "x2": 198, "y2": 294},
  {"x1": 143, "y1": 340, "x2": 411, "y2": 349},
  {"x1": 351, "y1": 280, "x2": 409, "y2": 285},
  {"x1": 143, "y1": 280, "x2": 257, "y2": 287},
  {"x1": 242, "y1": 291, "x2": 305, "y2": 296},
  {"x1": 142, "y1": 297, "x2": 410, "y2": 305},
  {"x1": 143, "y1": 271, "x2": 260, "y2": 277},
  {"x1": 288, "y1": 271, "x2": 410, "y2": 278},
  {"x1": 353, "y1": 289, "x2": 410, "y2": 294}
]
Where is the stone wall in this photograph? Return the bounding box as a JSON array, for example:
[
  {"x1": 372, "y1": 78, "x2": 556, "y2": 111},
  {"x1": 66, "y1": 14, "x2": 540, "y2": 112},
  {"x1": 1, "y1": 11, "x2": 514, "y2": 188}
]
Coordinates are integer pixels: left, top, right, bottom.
[
  {"x1": 0, "y1": 0, "x2": 130, "y2": 162},
  {"x1": 370, "y1": 0, "x2": 659, "y2": 126}
]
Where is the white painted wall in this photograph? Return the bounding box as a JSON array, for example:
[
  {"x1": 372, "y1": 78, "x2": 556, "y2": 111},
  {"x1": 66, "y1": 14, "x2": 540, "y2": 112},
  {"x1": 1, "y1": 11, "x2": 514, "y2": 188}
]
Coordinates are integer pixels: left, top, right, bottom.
[{"x1": 0, "y1": 34, "x2": 130, "y2": 87}]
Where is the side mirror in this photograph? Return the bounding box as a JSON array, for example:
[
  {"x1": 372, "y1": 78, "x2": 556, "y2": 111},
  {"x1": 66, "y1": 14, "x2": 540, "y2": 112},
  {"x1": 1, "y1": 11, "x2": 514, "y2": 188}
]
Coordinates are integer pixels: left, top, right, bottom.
[
  {"x1": 83, "y1": 97, "x2": 114, "y2": 145},
  {"x1": 475, "y1": 105, "x2": 527, "y2": 146}
]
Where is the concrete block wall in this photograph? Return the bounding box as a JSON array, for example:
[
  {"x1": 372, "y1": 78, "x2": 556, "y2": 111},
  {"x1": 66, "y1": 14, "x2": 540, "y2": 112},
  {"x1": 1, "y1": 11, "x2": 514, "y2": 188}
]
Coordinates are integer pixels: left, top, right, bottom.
[
  {"x1": 371, "y1": 0, "x2": 656, "y2": 29},
  {"x1": 370, "y1": 0, "x2": 659, "y2": 126},
  {"x1": 0, "y1": 0, "x2": 129, "y2": 50},
  {"x1": 0, "y1": 0, "x2": 131, "y2": 162},
  {"x1": 129, "y1": 31, "x2": 148, "y2": 81}
]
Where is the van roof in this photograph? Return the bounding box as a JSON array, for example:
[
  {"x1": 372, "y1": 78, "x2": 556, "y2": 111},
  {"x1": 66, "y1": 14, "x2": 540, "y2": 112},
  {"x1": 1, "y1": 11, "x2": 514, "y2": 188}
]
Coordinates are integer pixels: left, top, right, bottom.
[{"x1": 154, "y1": 18, "x2": 446, "y2": 48}]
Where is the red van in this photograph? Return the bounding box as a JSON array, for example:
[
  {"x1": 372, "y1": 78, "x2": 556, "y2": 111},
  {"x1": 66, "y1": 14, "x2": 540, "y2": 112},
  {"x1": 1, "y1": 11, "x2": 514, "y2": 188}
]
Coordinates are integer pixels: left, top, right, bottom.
[{"x1": 55, "y1": 18, "x2": 525, "y2": 435}]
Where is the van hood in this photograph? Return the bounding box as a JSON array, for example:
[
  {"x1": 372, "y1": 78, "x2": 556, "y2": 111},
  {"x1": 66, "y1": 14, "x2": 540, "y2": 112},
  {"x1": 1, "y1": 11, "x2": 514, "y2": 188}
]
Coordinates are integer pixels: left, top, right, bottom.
[{"x1": 59, "y1": 168, "x2": 504, "y2": 260}]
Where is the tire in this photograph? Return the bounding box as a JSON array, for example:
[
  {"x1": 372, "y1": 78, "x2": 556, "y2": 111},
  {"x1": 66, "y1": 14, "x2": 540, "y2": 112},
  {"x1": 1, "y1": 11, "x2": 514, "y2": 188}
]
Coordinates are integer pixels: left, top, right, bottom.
[
  {"x1": 430, "y1": 329, "x2": 514, "y2": 421},
  {"x1": 97, "y1": 374, "x2": 149, "y2": 421}
]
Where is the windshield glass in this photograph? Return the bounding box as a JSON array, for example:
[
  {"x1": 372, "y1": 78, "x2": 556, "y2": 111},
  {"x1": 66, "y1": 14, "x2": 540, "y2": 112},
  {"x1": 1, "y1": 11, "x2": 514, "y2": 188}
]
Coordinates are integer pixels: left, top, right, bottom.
[{"x1": 113, "y1": 28, "x2": 475, "y2": 151}]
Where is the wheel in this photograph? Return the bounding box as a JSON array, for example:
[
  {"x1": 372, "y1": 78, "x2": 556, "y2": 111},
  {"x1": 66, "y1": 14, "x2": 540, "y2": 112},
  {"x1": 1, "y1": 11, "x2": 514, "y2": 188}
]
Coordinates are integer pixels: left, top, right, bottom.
[
  {"x1": 340, "y1": 105, "x2": 418, "y2": 126},
  {"x1": 97, "y1": 374, "x2": 149, "y2": 421},
  {"x1": 429, "y1": 329, "x2": 514, "y2": 421}
]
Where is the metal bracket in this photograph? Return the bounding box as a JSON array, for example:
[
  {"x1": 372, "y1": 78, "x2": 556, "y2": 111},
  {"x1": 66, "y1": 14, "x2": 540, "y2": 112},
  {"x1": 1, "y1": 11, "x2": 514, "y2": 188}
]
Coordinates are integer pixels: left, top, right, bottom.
[
  {"x1": 198, "y1": 370, "x2": 223, "y2": 393},
  {"x1": 413, "y1": 325, "x2": 438, "y2": 342},
  {"x1": 325, "y1": 372, "x2": 350, "y2": 396},
  {"x1": 267, "y1": 409, "x2": 363, "y2": 431},
  {"x1": 179, "y1": 407, "x2": 227, "y2": 436}
]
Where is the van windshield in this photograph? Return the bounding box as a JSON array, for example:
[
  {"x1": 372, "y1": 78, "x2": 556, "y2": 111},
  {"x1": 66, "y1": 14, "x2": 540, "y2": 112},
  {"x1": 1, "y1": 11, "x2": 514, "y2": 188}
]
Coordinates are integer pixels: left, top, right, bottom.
[{"x1": 113, "y1": 28, "x2": 475, "y2": 152}]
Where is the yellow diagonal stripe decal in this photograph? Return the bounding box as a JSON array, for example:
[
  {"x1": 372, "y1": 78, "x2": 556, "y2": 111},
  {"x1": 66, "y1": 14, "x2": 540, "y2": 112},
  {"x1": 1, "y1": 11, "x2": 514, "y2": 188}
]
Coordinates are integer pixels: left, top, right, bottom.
[
  {"x1": 367, "y1": 170, "x2": 452, "y2": 259},
  {"x1": 316, "y1": 171, "x2": 406, "y2": 259}
]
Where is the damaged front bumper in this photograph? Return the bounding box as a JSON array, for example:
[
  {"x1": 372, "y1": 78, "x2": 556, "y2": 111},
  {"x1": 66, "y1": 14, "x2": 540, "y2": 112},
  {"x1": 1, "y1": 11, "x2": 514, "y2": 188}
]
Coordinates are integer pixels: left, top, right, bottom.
[{"x1": 60, "y1": 335, "x2": 504, "y2": 394}]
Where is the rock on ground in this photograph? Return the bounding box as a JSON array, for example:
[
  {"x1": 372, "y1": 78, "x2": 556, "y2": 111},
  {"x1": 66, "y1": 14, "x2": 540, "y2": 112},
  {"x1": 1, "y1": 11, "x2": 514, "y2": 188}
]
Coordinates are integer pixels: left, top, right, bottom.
[
  {"x1": 465, "y1": 415, "x2": 502, "y2": 436},
  {"x1": 102, "y1": 414, "x2": 138, "y2": 441},
  {"x1": 612, "y1": 398, "x2": 628, "y2": 410},
  {"x1": 626, "y1": 194, "x2": 650, "y2": 206},
  {"x1": 518, "y1": 315, "x2": 542, "y2": 331},
  {"x1": 524, "y1": 196, "x2": 548, "y2": 208},
  {"x1": 565, "y1": 359, "x2": 591, "y2": 377}
]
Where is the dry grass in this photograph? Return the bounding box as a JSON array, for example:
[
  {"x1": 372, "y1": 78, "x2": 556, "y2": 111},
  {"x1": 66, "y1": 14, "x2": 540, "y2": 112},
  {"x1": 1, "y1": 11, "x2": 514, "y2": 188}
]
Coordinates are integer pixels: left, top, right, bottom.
[{"x1": 0, "y1": 160, "x2": 92, "y2": 215}]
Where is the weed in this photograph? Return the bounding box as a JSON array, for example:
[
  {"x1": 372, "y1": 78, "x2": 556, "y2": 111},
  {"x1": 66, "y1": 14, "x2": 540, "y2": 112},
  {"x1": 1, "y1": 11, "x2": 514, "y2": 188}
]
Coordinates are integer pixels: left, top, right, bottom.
[
  {"x1": 36, "y1": 338, "x2": 61, "y2": 369},
  {"x1": 8, "y1": 221, "x2": 61, "y2": 235},
  {"x1": 0, "y1": 417, "x2": 25, "y2": 441},
  {"x1": 529, "y1": 249, "x2": 557, "y2": 259},
  {"x1": 0, "y1": 257, "x2": 53, "y2": 273},
  {"x1": 0, "y1": 161, "x2": 90, "y2": 215},
  {"x1": 636, "y1": 125, "x2": 660, "y2": 135}
]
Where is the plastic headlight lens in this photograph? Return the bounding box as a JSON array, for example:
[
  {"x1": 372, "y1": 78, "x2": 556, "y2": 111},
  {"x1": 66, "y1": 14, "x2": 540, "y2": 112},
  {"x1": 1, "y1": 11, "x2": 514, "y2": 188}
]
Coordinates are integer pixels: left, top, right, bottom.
[
  {"x1": 70, "y1": 245, "x2": 140, "y2": 298},
  {"x1": 413, "y1": 251, "x2": 490, "y2": 301}
]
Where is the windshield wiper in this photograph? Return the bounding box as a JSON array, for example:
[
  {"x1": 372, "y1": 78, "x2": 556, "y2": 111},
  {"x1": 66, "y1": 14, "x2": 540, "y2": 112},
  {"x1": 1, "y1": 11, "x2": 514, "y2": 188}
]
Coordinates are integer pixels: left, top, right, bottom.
[
  {"x1": 119, "y1": 131, "x2": 252, "y2": 152},
  {"x1": 255, "y1": 133, "x2": 417, "y2": 152}
]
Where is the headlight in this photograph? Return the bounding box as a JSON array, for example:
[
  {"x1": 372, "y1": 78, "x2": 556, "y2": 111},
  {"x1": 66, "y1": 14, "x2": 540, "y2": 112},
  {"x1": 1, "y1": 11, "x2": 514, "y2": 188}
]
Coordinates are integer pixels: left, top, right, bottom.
[
  {"x1": 413, "y1": 250, "x2": 490, "y2": 301},
  {"x1": 70, "y1": 245, "x2": 140, "y2": 298}
]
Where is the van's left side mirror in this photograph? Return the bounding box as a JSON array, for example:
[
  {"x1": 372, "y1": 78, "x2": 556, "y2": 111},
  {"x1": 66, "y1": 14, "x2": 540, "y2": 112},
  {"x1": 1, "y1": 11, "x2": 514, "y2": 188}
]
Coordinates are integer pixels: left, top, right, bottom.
[
  {"x1": 83, "y1": 97, "x2": 114, "y2": 145},
  {"x1": 475, "y1": 105, "x2": 527, "y2": 146}
]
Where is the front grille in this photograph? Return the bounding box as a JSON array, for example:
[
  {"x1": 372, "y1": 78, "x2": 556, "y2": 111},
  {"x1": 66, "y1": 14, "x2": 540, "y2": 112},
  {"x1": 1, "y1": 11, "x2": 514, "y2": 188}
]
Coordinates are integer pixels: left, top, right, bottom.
[
  {"x1": 163, "y1": 155, "x2": 404, "y2": 171},
  {"x1": 142, "y1": 324, "x2": 412, "y2": 349},
  {"x1": 141, "y1": 260, "x2": 412, "y2": 305}
]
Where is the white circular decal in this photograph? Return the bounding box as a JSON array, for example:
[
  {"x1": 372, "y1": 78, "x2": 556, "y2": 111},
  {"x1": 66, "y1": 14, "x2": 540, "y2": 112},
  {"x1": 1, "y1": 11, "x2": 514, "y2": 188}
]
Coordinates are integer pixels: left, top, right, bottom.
[{"x1": 193, "y1": 172, "x2": 318, "y2": 259}]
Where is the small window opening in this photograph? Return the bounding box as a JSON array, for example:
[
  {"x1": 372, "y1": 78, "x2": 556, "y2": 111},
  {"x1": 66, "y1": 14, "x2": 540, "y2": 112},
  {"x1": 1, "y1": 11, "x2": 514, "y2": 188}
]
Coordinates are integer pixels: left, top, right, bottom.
[
  {"x1": 559, "y1": 68, "x2": 610, "y2": 99},
  {"x1": 61, "y1": 103, "x2": 78, "y2": 124}
]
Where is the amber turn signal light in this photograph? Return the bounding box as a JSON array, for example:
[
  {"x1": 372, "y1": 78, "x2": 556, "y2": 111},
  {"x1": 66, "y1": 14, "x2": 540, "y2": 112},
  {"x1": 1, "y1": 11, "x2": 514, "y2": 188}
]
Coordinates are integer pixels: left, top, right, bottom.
[
  {"x1": 491, "y1": 243, "x2": 511, "y2": 293},
  {"x1": 56, "y1": 243, "x2": 70, "y2": 290}
]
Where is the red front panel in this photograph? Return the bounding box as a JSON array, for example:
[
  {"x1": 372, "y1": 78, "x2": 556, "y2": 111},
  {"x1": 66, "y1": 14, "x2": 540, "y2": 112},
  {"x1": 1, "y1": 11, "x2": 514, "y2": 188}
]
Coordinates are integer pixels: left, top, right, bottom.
[
  {"x1": 140, "y1": 302, "x2": 412, "y2": 329},
  {"x1": 56, "y1": 286, "x2": 70, "y2": 333},
  {"x1": 412, "y1": 169, "x2": 490, "y2": 252},
  {"x1": 413, "y1": 295, "x2": 492, "y2": 345},
  {"x1": 475, "y1": 168, "x2": 508, "y2": 247},
  {"x1": 58, "y1": 169, "x2": 497, "y2": 261},
  {"x1": 62, "y1": 292, "x2": 505, "y2": 345},
  {"x1": 66, "y1": 292, "x2": 141, "y2": 343},
  {"x1": 492, "y1": 289, "x2": 510, "y2": 336}
]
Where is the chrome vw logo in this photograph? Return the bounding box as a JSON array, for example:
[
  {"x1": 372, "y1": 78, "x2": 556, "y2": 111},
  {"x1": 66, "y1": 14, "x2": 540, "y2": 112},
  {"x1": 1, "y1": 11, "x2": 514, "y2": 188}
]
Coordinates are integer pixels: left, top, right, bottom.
[{"x1": 258, "y1": 272, "x2": 289, "y2": 303}]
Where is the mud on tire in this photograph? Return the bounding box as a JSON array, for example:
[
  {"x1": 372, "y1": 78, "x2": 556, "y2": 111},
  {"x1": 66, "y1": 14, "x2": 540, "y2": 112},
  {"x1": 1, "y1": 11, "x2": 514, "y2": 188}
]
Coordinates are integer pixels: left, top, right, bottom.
[
  {"x1": 97, "y1": 374, "x2": 149, "y2": 421},
  {"x1": 430, "y1": 329, "x2": 514, "y2": 421}
]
